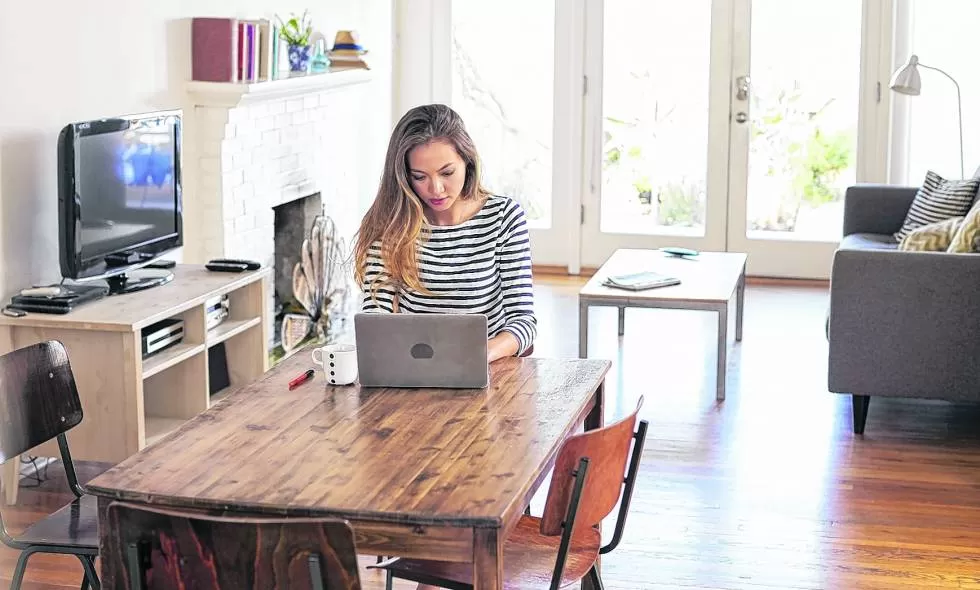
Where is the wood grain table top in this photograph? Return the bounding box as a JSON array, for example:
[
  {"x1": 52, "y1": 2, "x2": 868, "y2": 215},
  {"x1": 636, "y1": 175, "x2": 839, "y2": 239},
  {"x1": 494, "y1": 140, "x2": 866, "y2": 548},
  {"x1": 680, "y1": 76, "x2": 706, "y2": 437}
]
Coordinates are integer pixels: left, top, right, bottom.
[
  {"x1": 86, "y1": 347, "x2": 611, "y2": 528},
  {"x1": 579, "y1": 249, "x2": 747, "y2": 304}
]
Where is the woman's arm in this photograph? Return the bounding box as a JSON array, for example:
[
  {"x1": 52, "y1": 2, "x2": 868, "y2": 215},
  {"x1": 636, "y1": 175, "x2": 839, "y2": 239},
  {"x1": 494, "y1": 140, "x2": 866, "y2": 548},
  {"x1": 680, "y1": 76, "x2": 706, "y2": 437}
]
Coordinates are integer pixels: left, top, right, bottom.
[
  {"x1": 488, "y1": 330, "x2": 520, "y2": 363},
  {"x1": 492, "y1": 199, "x2": 537, "y2": 361}
]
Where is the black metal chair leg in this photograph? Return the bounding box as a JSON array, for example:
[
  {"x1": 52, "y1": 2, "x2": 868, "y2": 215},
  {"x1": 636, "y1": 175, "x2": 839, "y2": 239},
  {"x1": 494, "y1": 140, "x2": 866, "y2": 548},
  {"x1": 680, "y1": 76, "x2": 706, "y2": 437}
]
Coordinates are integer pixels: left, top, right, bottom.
[
  {"x1": 77, "y1": 554, "x2": 102, "y2": 590},
  {"x1": 10, "y1": 548, "x2": 38, "y2": 590},
  {"x1": 587, "y1": 564, "x2": 605, "y2": 590},
  {"x1": 77, "y1": 554, "x2": 90, "y2": 590},
  {"x1": 376, "y1": 554, "x2": 383, "y2": 563},
  {"x1": 385, "y1": 570, "x2": 393, "y2": 590}
]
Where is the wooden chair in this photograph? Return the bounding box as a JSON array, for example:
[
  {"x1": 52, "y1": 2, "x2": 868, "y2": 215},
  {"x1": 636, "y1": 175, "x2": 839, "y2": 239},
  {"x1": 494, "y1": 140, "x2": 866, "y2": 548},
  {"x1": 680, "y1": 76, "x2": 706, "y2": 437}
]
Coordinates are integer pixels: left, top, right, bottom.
[
  {"x1": 102, "y1": 501, "x2": 362, "y2": 590},
  {"x1": 0, "y1": 340, "x2": 101, "y2": 590},
  {"x1": 372, "y1": 396, "x2": 648, "y2": 590}
]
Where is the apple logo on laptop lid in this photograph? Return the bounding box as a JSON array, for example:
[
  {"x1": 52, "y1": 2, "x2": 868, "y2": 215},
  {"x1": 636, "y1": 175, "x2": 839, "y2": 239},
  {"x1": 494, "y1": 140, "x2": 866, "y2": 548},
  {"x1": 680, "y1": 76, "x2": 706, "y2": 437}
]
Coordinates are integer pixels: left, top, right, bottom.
[{"x1": 411, "y1": 342, "x2": 434, "y2": 359}]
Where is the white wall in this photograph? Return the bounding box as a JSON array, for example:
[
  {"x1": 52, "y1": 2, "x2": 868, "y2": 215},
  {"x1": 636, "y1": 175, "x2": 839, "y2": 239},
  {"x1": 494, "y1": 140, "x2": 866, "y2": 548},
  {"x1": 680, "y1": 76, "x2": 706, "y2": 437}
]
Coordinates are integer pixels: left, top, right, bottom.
[
  {"x1": 0, "y1": 0, "x2": 392, "y2": 298},
  {"x1": 393, "y1": 0, "x2": 451, "y2": 115}
]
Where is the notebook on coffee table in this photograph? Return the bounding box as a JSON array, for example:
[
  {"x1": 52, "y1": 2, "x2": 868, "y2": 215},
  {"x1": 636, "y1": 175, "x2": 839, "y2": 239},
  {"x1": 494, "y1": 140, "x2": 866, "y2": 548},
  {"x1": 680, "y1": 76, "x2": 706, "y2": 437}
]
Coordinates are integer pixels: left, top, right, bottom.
[{"x1": 602, "y1": 270, "x2": 681, "y2": 291}]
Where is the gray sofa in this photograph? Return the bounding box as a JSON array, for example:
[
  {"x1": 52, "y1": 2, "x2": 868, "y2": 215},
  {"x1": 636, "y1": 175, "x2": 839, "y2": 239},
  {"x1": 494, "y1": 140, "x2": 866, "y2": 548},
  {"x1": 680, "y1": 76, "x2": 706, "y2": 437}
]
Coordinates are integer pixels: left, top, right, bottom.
[{"x1": 827, "y1": 183, "x2": 980, "y2": 434}]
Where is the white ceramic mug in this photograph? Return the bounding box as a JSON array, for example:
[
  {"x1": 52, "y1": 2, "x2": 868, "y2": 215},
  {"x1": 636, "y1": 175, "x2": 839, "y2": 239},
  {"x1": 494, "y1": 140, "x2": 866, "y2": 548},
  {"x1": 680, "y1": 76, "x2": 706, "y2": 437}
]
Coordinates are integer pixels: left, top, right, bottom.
[{"x1": 312, "y1": 343, "x2": 358, "y2": 386}]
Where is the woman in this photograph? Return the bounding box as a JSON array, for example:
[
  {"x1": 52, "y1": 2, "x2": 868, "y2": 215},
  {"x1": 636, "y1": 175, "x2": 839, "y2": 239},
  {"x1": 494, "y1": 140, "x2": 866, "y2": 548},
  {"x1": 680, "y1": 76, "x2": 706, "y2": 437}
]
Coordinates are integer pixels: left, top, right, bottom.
[{"x1": 354, "y1": 104, "x2": 536, "y2": 362}]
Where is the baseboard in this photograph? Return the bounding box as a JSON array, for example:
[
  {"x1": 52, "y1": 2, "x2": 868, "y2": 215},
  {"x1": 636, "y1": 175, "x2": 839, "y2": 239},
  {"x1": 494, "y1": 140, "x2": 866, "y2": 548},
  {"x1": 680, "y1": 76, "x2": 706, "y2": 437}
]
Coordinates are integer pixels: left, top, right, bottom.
[
  {"x1": 746, "y1": 276, "x2": 829, "y2": 288},
  {"x1": 532, "y1": 265, "x2": 828, "y2": 288},
  {"x1": 532, "y1": 265, "x2": 597, "y2": 277}
]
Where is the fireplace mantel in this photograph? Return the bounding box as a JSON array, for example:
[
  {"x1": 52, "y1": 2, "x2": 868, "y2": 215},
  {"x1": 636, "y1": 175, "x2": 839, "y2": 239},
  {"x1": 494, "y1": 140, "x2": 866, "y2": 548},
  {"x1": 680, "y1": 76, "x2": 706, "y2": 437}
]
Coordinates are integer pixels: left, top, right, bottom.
[
  {"x1": 186, "y1": 68, "x2": 373, "y2": 108},
  {"x1": 183, "y1": 65, "x2": 370, "y2": 347}
]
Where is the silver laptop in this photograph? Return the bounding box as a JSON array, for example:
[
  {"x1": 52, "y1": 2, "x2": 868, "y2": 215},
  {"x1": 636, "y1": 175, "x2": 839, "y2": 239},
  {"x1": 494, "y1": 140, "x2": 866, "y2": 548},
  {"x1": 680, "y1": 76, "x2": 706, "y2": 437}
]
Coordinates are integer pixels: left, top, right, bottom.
[{"x1": 354, "y1": 313, "x2": 489, "y2": 388}]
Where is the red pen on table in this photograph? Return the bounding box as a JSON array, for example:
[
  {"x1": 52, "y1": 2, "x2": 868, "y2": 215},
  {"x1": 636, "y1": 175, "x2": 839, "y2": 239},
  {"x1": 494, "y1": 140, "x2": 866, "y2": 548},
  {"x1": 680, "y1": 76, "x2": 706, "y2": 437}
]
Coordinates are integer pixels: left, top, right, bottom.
[{"x1": 289, "y1": 369, "x2": 315, "y2": 390}]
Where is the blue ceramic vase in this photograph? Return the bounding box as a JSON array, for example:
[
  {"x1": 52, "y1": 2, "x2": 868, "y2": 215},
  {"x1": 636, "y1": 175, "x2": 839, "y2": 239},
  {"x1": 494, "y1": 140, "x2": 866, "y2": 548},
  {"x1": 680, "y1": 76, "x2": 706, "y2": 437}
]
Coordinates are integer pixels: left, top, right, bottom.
[{"x1": 288, "y1": 43, "x2": 313, "y2": 74}]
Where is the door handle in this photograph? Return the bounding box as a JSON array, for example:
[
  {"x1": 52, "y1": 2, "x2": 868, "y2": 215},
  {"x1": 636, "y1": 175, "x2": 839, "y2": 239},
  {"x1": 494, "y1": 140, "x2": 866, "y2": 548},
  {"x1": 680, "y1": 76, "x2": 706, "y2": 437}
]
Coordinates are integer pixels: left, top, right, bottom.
[{"x1": 735, "y1": 75, "x2": 750, "y2": 101}]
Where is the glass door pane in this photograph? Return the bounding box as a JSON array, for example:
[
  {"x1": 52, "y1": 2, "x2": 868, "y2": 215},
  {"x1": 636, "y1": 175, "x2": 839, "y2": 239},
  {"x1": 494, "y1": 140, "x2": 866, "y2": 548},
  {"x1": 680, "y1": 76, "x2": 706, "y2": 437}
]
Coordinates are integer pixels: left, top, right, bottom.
[
  {"x1": 743, "y1": 0, "x2": 861, "y2": 242},
  {"x1": 725, "y1": 0, "x2": 873, "y2": 279},
  {"x1": 580, "y1": 0, "x2": 730, "y2": 269},
  {"x1": 450, "y1": 0, "x2": 555, "y2": 230},
  {"x1": 600, "y1": 0, "x2": 712, "y2": 237}
]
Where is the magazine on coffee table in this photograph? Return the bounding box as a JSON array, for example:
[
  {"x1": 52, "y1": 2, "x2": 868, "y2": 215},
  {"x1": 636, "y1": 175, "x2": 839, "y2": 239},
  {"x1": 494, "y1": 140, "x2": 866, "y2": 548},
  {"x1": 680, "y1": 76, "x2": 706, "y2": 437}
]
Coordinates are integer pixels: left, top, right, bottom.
[{"x1": 602, "y1": 270, "x2": 681, "y2": 291}]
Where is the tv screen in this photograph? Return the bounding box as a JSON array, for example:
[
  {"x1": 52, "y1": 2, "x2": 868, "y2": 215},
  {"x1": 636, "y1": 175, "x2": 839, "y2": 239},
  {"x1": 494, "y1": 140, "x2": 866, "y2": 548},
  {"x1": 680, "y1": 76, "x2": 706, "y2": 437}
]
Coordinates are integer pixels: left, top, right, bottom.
[{"x1": 59, "y1": 110, "x2": 182, "y2": 280}]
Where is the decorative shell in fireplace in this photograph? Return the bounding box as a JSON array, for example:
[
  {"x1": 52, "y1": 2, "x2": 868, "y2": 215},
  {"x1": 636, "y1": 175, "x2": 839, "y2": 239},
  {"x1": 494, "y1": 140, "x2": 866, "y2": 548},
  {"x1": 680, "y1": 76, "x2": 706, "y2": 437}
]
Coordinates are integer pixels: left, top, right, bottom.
[{"x1": 280, "y1": 214, "x2": 349, "y2": 353}]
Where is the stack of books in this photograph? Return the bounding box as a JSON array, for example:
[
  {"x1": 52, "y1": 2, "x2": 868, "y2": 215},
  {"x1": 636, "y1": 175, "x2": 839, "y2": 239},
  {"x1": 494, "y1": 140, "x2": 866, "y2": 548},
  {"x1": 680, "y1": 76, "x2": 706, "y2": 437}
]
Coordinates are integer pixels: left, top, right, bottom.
[{"x1": 192, "y1": 17, "x2": 282, "y2": 83}]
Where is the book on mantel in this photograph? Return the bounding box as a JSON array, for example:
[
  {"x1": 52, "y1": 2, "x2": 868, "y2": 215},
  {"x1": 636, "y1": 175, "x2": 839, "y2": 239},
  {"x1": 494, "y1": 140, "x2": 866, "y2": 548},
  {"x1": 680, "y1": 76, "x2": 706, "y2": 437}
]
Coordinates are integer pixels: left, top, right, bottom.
[{"x1": 192, "y1": 17, "x2": 279, "y2": 83}]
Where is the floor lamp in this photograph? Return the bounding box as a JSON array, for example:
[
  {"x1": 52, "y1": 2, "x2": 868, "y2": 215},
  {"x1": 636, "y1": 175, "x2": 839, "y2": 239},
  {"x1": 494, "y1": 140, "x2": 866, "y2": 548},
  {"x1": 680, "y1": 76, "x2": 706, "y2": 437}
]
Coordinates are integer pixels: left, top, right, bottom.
[{"x1": 890, "y1": 54, "x2": 965, "y2": 179}]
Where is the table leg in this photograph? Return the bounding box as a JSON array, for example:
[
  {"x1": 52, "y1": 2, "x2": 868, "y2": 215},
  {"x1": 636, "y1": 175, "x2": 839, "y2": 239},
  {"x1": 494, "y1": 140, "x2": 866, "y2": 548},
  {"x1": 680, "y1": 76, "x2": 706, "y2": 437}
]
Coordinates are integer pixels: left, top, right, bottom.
[
  {"x1": 617, "y1": 306, "x2": 625, "y2": 336},
  {"x1": 586, "y1": 380, "x2": 604, "y2": 431},
  {"x1": 735, "y1": 267, "x2": 745, "y2": 342},
  {"x1": 2, "y1": 458, "x2": 18, "y2": 505},
  {"x1": 716, "y1": 304, "x2": 728, "y2": 401},
  {"x1": 578, "y1": 300, "x2": 589, "y2": 358},
  {"x1": 472, "y1": 528, "x2": 502, "y2": 590}
]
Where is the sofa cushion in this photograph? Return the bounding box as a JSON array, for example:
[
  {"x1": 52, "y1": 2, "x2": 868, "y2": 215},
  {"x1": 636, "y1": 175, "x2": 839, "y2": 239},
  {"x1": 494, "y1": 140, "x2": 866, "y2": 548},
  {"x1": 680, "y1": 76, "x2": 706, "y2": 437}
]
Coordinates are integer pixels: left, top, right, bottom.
[
  {"x1": 894, "y1": 170, "x2": 979, "y2": 242},
  {"x1": 839, "y1": 233, "x2": 898, "y2": 251},
  {"x1": 899, "y1": 216, "x2": 964, "y2": 251}
]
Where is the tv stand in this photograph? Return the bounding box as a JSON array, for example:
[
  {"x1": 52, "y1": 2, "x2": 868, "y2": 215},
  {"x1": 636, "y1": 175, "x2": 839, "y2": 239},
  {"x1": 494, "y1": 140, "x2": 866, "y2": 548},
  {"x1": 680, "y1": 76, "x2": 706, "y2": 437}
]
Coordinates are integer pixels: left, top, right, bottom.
[
  {"x1": 0, "y1": 264, "x2": 270, "y2": 505},
  {"x1": 106, "y1": 269, "x2": 174, "y2": 295}
]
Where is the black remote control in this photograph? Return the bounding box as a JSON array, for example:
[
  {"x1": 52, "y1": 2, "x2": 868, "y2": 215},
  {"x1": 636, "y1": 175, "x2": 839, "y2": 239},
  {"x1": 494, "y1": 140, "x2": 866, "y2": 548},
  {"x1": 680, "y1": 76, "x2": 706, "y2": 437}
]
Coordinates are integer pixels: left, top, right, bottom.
[
  {"x1": 208, "y1": 258, "x2": 261, "y2": 270},
  {"x1": 206, "y1": 261, "x2": 249, "y2": 273},
  {"x1": 145, "y1": 259, "x2": 177, "y2": 269}
]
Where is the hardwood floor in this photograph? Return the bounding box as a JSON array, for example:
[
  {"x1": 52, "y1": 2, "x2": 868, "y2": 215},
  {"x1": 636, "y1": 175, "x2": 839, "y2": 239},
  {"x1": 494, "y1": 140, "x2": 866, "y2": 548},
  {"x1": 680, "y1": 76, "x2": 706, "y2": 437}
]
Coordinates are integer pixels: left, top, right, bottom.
[{"x1": 4, "y1": 276, "x2": 980, "y2": 589}]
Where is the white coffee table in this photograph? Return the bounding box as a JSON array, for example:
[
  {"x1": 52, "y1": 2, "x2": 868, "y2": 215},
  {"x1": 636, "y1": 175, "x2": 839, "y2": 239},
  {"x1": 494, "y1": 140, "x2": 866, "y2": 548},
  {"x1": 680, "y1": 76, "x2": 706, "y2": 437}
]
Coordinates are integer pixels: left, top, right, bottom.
[{"x1": 578, "y1": 249, "x2": 746, "y2": 401}]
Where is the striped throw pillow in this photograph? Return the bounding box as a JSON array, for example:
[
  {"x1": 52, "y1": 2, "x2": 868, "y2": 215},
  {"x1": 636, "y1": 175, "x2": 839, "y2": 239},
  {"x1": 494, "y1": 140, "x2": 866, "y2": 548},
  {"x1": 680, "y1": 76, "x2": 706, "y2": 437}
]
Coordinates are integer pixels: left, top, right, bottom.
[{"x1": 894, "y1": 171, "x2": 980, "y2": 242}]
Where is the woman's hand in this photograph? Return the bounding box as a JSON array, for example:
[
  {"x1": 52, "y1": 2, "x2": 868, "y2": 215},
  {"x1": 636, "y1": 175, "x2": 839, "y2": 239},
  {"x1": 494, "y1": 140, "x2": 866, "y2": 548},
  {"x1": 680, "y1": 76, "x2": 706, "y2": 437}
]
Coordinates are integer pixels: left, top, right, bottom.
[{"x1": 487, "y1": 331, "x2": 521, "y2": 363}]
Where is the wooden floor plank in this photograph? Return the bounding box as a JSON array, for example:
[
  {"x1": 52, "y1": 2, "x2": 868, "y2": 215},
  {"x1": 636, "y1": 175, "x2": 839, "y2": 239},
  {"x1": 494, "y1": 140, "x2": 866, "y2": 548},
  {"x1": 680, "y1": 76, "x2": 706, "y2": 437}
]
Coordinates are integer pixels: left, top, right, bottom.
[{"x1": 3, "y1": 277, "x2": 980, "y2": 588}]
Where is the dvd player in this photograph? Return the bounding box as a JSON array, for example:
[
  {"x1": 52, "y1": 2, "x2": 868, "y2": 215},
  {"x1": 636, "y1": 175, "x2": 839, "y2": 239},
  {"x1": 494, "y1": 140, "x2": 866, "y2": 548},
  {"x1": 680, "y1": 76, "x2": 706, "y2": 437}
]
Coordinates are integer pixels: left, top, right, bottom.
[{"x1": 141, "y1": 318, "x2": 184, "y2": 358}]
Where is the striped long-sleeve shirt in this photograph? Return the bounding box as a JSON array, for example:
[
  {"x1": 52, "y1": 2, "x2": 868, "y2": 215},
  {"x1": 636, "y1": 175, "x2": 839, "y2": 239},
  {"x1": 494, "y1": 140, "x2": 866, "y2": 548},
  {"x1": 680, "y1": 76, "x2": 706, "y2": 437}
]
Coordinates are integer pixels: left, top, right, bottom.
[{"x1": 359, "y1": 195, "x2": 537, "y2": 355}]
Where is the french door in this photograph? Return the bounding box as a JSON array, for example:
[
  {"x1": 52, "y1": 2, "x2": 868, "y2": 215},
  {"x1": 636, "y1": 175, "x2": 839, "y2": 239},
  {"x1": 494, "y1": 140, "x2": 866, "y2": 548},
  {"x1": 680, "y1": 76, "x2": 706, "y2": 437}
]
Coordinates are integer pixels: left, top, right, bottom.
[
  {"x1": 406, "y1": 0, "x2": 890, "y2": 278},
  {"x1": 580, "y1": 0, "x2": 889, "y2": 277}
]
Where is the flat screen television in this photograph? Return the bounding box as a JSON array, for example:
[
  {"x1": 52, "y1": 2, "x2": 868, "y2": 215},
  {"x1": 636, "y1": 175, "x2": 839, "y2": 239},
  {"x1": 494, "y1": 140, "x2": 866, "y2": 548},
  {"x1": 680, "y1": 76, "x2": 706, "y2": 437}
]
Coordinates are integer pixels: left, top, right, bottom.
[{"x1": 58, "y1": 109, "x2": 183, "y2": 294}]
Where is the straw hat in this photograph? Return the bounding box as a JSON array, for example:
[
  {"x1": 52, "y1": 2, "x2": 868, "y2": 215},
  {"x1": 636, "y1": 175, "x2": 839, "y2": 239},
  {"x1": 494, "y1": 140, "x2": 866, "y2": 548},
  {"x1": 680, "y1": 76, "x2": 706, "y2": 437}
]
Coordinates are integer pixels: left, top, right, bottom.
[{"x1": 330, "y1": 30, "x2": 368, "y2": 55}]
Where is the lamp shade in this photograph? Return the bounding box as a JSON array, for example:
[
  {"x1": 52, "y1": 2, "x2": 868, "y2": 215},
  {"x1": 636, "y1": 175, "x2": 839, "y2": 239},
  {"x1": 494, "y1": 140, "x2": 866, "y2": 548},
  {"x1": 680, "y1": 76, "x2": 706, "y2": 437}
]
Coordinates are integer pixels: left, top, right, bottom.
[{"x1": 890, "y1": 54, "x2": 921, "y2": 95}]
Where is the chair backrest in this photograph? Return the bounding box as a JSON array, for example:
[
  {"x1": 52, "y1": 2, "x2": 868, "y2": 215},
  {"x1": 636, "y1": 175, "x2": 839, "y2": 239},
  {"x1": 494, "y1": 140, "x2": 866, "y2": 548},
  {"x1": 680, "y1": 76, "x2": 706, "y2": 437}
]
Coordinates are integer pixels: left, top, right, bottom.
[
  {"x1": 103, "y1": 501, "x2": 362, "y2": 590},
  {"x1": 0, "y1": 340, "x2": 83, "y2": 463},
  {"x1": 540, "y1": 396, "x2": 644, "y2": 537}
]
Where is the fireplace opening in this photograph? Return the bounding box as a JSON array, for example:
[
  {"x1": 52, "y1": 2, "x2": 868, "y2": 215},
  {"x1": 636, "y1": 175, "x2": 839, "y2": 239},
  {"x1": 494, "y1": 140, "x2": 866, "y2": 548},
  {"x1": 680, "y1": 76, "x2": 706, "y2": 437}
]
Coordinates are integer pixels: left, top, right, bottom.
[
  {"x1": 272, "y1": 193, "x2": 322, "y2": 350},
  {"x1": 271, "y1": 193, "x2": 354, "y2": 361}
]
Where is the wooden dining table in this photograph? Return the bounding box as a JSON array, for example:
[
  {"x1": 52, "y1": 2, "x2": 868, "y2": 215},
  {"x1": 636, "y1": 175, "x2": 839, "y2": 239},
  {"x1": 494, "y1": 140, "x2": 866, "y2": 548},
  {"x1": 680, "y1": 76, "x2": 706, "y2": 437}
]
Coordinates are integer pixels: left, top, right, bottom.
[{"x1": 86, "y1": 345, "x2": 611, "y2": 589}]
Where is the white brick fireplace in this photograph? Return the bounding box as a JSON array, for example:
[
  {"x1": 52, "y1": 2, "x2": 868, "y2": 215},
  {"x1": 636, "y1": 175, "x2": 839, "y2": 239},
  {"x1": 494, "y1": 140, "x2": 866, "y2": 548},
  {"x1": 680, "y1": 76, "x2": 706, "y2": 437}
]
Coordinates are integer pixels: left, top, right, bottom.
[{"x1": 183, "y1": 70, "x2": 373, "y2": 343}]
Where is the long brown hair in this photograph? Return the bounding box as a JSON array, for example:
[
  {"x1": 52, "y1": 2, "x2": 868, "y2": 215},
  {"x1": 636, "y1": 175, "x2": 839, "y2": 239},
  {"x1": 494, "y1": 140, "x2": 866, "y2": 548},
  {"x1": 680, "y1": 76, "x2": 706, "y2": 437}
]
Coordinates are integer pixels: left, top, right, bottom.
[{"x1": 354, "y1": 104, "x2": 489, "y2": 298}]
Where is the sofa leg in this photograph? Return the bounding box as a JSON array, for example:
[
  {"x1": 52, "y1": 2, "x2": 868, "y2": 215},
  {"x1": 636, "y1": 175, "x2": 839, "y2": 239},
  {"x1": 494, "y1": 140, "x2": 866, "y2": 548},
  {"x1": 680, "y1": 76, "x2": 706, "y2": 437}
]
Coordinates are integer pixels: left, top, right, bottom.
[{"x1": 851, "y1": 394, "x2": 870, "y2": 435}]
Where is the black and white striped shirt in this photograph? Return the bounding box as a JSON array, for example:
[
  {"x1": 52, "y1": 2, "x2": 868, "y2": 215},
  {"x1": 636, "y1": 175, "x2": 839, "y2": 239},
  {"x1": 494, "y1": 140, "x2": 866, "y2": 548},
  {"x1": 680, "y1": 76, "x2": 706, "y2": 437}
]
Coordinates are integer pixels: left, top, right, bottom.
[{"x1": 359, "y1": 195, "x2": 537, "y2": 355}]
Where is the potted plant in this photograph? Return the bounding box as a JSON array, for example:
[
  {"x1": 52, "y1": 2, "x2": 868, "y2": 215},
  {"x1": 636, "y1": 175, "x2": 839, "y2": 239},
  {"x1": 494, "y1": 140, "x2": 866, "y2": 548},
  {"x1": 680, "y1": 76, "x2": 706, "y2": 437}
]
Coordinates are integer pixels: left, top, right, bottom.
[{"x1": 277, "y1": 10, "x2": 314, "y2": 74}]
